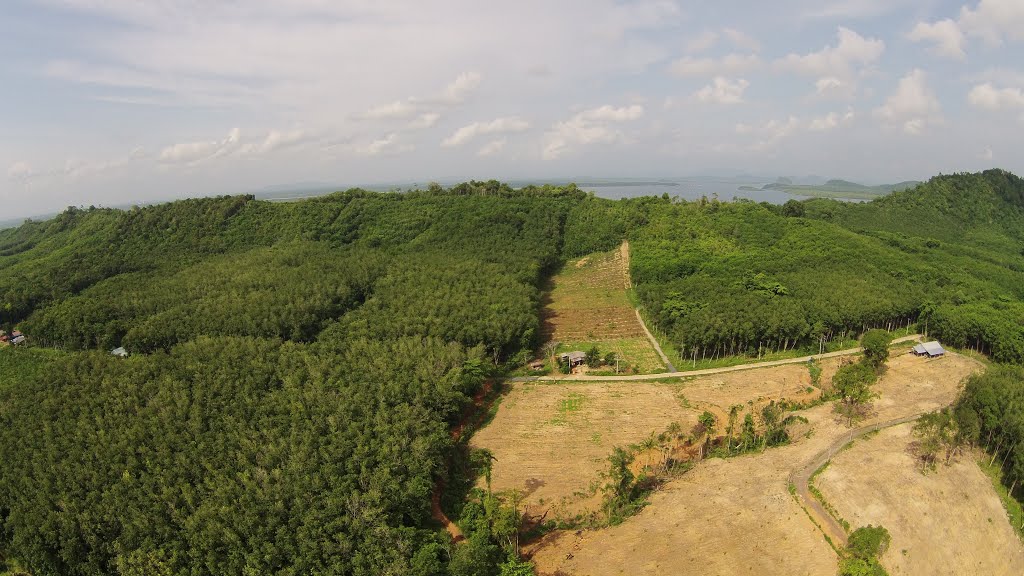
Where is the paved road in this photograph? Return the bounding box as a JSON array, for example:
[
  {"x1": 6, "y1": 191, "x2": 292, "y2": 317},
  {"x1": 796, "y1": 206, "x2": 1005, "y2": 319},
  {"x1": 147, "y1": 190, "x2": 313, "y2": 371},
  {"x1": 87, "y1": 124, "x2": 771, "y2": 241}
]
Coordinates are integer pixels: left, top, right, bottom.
[
  {"x1": 789, "y1": 412, "x2": 927, "y2": 549},
  {"x1": 510, "y1": 334, "x2": 923, "y2": 382}
]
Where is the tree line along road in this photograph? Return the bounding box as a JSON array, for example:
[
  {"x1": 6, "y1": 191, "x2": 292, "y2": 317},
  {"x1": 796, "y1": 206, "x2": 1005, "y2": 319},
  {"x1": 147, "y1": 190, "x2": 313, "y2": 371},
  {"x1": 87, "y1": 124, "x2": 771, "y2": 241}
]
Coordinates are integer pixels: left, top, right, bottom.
[{"x1": 509, "y1": 334, "x2": 923, "y2": 383}]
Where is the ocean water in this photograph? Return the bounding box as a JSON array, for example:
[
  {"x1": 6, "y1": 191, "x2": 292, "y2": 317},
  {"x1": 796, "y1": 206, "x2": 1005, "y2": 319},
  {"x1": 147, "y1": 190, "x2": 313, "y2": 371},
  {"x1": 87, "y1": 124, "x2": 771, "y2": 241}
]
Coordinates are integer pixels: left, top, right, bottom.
[{"x1": 579, "y1": 180, "x2": 809, "y2": 204}]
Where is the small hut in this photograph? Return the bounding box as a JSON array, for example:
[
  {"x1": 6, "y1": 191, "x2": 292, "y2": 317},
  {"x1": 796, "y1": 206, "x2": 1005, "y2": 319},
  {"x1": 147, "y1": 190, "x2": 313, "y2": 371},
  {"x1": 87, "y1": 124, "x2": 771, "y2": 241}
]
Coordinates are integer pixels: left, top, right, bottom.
[
  {"x1": 913, "y1": 341, "x2": 945, "y2": 358},
  {"x1": 559, "y1": 351, "x2": 587, "y2": 368}
]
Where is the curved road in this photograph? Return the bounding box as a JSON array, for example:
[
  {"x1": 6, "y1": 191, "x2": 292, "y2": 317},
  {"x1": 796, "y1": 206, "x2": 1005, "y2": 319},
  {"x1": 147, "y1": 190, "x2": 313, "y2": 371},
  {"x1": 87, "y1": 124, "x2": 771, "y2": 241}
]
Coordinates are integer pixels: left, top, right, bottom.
[
  {"x1": 511, "y1": 334, "x2": 922, "y2": 382},
  {"x1": 789, "y1": 412, "x2": 927, "y2": 549}
]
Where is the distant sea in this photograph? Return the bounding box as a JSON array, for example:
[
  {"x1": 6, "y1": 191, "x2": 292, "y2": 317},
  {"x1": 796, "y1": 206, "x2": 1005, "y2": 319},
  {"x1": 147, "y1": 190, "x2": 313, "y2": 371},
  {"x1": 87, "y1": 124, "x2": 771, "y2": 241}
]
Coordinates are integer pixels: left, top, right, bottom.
[
  {"x1": 577, "y1": 179, "x2": 806, "y2": 204},
  {"x1": 0, "y1": 177, "x2": 855, "y2": 230},
  {"x1": 255, "y1": 177, "x2": 825, "y2": 205}
]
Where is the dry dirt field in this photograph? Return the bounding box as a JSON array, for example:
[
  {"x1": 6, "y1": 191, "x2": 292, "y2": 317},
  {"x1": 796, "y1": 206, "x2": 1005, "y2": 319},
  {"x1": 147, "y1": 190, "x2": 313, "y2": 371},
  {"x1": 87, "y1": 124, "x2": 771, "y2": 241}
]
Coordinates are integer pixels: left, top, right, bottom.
[
  {"x1": 817, "y1": 423, "x2": 1024, "y2": 576},
  {"x1": 472, "y1": 380, "x2": 695, "y2": 517},
  {"x1": 474, "y1": 360, "x2": 840, "y2": 516},
  {"x1": 517, "y1": 351, "x2": 985, "y2": 576}
]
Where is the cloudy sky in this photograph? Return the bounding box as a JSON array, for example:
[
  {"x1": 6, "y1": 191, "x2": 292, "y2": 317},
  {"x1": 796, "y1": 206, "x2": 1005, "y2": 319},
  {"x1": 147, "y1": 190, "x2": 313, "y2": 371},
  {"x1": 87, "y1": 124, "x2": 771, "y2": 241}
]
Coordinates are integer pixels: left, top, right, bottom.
[{"x1": 2, "y1": 0, "x2": 1024, "y2": 218}]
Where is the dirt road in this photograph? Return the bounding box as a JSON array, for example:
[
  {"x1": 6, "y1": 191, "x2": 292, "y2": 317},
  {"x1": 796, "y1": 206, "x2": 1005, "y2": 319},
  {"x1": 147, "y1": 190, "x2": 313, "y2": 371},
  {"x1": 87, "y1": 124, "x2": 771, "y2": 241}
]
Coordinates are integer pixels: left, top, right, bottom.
[
  {"x1": 523, "y1": 352, "x2": 981, "y2": 576},
  {"x1": 511, "y1": 334, "x2": 922, "y2": 382},
  {"x1": 789, "y1": 413, "x2": 926, "y2": 549},
  {"x1": 621, "y1": 240, "x2": 677, "y2": 372}
]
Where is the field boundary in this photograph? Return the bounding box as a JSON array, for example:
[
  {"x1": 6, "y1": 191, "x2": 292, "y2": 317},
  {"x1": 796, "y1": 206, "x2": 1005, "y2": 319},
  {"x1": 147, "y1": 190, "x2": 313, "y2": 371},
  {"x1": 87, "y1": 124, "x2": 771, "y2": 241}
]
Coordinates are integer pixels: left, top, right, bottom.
[
  {"x1": 510, "y1": 334, "x2": 923, "y2": 382},
  {"x1": 621, "y1": 240, "x2": 676, "y2": 372}
]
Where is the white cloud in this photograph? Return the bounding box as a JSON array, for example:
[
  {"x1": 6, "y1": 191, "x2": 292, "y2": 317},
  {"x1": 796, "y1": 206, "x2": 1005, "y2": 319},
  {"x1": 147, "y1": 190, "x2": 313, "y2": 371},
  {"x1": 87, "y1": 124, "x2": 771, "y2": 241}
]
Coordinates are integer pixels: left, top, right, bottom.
[
  {"x1": 577, "y1": 104, "x2": 645, "y2": 122},
  {"x1": 684, "y1": 28, "x2": 759, "y2": 54},
  {"x1": 686, "y1": 30, "x2": 719, "y2": 53},
  {"x1": 442, "y1": 117, "x2": 531, "y2": 148},
  {"x1": 543, "y1": 104, "x2": 644, "y2": 160},
  {"x1": 360, "y1": 101, "x2": 418, "y2": 120},
  {"x1": 355, "y1": 133, "x2": 413, "y2": 157},
  {"x1": 815, "y1": 76, "x2": 849, "y2": 96},
  {"x1": 968, "y1": 82, "x2": 1024, "y2": 110},
  {"x1": 694, "y1": 77, "x2": 749, "y2": 104},
  {"x1": 908, "y1": 19, "x2": 966, "y2": 60},
  {"x1": 959, "y1": 0, "x2": 1024, "y2": 45},
  {"x1": 408, "y1": 113, "x2": 440, "y2": 130},
  {"x1": 159, "y1": 128, "x2": 307, "y2": 164},
  {"x1": 777, "y1": 27, "x2": 884, "y2": 86},
  {"x1": 238, "y1": 130, "x2": 308, "y2": 156},
  {"x1": 159, "y1": 128, "x2": 241, "y2": 164},
  {"x1": 874, "y1": 69, "x2": 942, "y2": 134},
  {"x1": 6, "y1": 147, "x2": 148, "y2": 187},
  {"x1": 808, "y1": 108, "x2": 855, "y2": 131},
  {"x1": 980, "y1": 145, "x2": 994, "y2": 161},
  {"x1": 722, "y1": 28, "x2": 761, "y2": 52},
  {"x1": 358, "y1": 72, "x2": 482, "y2": 122},
  {"x1": 908, "y1": 1, "x2": 1024, "y2": 62},
  {"x1": 735, "y1": 116, "x2": 802, "y2": 151},
  {"x1": 668, "y1": 53, "x2": 760, "y2": 78},
  {"x1": 477, "y1": 139, "x2": 507, "y2": 157},
  {"x1": 801, "y1": 0, "x2": 921, "y2": 21},
  {"x1": 8, "y1": 162, "x2": 33, "y2": 182},
  {"x1": 735, "y1": 109, "x2": 855, "y2": 151},
  {"x1": 439, "y1": 72, "x2": 482, "y2": 104}
]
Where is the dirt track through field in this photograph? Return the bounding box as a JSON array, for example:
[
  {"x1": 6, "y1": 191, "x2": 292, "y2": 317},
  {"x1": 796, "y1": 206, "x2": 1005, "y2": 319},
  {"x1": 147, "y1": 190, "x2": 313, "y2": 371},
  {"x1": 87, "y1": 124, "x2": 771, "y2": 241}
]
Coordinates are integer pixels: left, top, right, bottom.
[
  {"x1": 818, "y1": 423, "x2": 1024, "y2": 575},
  {"x1": 621, "y1": 240, "x2": 676, "y2": 372},
  {"x1": 521, "y1": 352, "x2": 984, "y2": 576},
  {"x1": 790, "y1": 413, "x2": 926, "y2": 549}
]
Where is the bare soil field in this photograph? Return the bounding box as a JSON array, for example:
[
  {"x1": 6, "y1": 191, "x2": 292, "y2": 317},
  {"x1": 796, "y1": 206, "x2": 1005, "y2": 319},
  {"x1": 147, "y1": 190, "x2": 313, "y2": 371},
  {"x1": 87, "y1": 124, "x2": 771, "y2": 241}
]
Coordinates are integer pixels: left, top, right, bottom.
[
  {"x1": 471, "y1": 380, "x2": 696, "y2": 517},
  {"x1": 521, "y1": 352, "x2": 983, "y2": 576},
  {"x1": 474, "y1": 360, "x2": 840, "y2": 516},
  {"x1": 817, "y1": 423, "x2": 1024, "y2": 576}
]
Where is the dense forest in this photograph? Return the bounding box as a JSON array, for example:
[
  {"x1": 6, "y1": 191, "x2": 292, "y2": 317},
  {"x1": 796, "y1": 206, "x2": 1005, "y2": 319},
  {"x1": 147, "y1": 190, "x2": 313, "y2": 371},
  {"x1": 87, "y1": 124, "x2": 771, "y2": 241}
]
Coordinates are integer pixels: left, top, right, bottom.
[
  {"x1": 0, "y1": 183, "x2": 610, "y2": 576},
  {"x1": 629, "y1": 170, "x2": 1024, "y2": 364},
  {"x1": 1, "y1": 171, "x2": 1024, "y2": 574}
]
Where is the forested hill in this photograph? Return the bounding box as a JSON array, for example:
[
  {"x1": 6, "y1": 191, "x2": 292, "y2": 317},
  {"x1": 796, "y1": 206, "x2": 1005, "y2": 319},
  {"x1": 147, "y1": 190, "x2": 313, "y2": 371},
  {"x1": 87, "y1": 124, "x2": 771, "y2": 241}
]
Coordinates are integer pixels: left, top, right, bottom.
[
  {"x1": 0, "y1": 182, "x2": 641, "y2": 576},
  {"x1": 806, "y1": 169, "x2": 1024, "y2": 245},
  {"x1": 1, "y1": 172, "x2": 1024, "y2": 575},
  {"x1": 625, "y1": 170, "x2": 1024, "y2": 365}
]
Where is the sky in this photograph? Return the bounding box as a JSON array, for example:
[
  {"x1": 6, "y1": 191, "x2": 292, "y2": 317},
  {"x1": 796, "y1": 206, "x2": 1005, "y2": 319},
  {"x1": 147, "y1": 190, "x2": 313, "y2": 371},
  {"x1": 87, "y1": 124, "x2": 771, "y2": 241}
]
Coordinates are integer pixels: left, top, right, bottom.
[{"x1": 2, "y1": 0, "x2": 1024, "y2": 219}]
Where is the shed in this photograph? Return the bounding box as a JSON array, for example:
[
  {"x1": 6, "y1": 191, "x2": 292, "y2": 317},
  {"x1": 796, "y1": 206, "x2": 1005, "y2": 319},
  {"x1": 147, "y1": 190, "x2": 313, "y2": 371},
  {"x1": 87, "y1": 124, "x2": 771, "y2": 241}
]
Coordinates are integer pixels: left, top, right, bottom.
[
  {"x1": 111, "y1": 347, "x2": 129, "y2": 358},
  {"x1": 921, "y1": 341, "x2": 945, "y2": 357},
  {"x1": 11, "y1": 335, "x2": 26, "y2": 345},
  {"x1": 913, "y1": 344, "x2": 926, "y2": 355},
  {"x1": 559, "y1": 351, "x2": 587, "y2": 367}
]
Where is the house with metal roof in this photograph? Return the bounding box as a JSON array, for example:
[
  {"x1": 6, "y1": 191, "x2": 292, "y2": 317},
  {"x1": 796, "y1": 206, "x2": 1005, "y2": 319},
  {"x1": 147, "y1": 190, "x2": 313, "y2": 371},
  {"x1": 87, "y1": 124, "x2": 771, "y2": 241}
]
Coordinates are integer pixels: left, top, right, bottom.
[
  {"x1": 111, "y1": 347, "x2": 129, "y2": 358},
  {"x1": 913, "y1": 341, "x2": 945, "y2": 357},
  {"x1": 559, "y1": 351, "x2": 587, "y2": 368}
]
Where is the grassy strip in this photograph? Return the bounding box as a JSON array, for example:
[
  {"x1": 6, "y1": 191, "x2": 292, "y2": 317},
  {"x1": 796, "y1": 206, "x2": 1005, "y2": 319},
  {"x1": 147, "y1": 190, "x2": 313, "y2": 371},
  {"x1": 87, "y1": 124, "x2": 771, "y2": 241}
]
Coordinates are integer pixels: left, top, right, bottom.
[
  {"x1": 808, "y1": 460, "x2": 852, "y2": 533},
  {"x1": 788, "y1": 483, "x2": 843, "y2": 556},
  {"x1": 976, "y1": 455, "x2": 1024, "y2": 542}
]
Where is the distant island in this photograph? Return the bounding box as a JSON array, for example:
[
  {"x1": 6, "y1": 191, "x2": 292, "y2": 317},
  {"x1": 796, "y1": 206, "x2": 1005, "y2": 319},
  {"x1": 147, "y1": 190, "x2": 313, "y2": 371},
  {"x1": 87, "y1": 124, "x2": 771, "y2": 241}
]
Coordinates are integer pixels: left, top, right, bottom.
[{"x1": 740, "y1": 179, "x2": 921, "y2": 200}]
